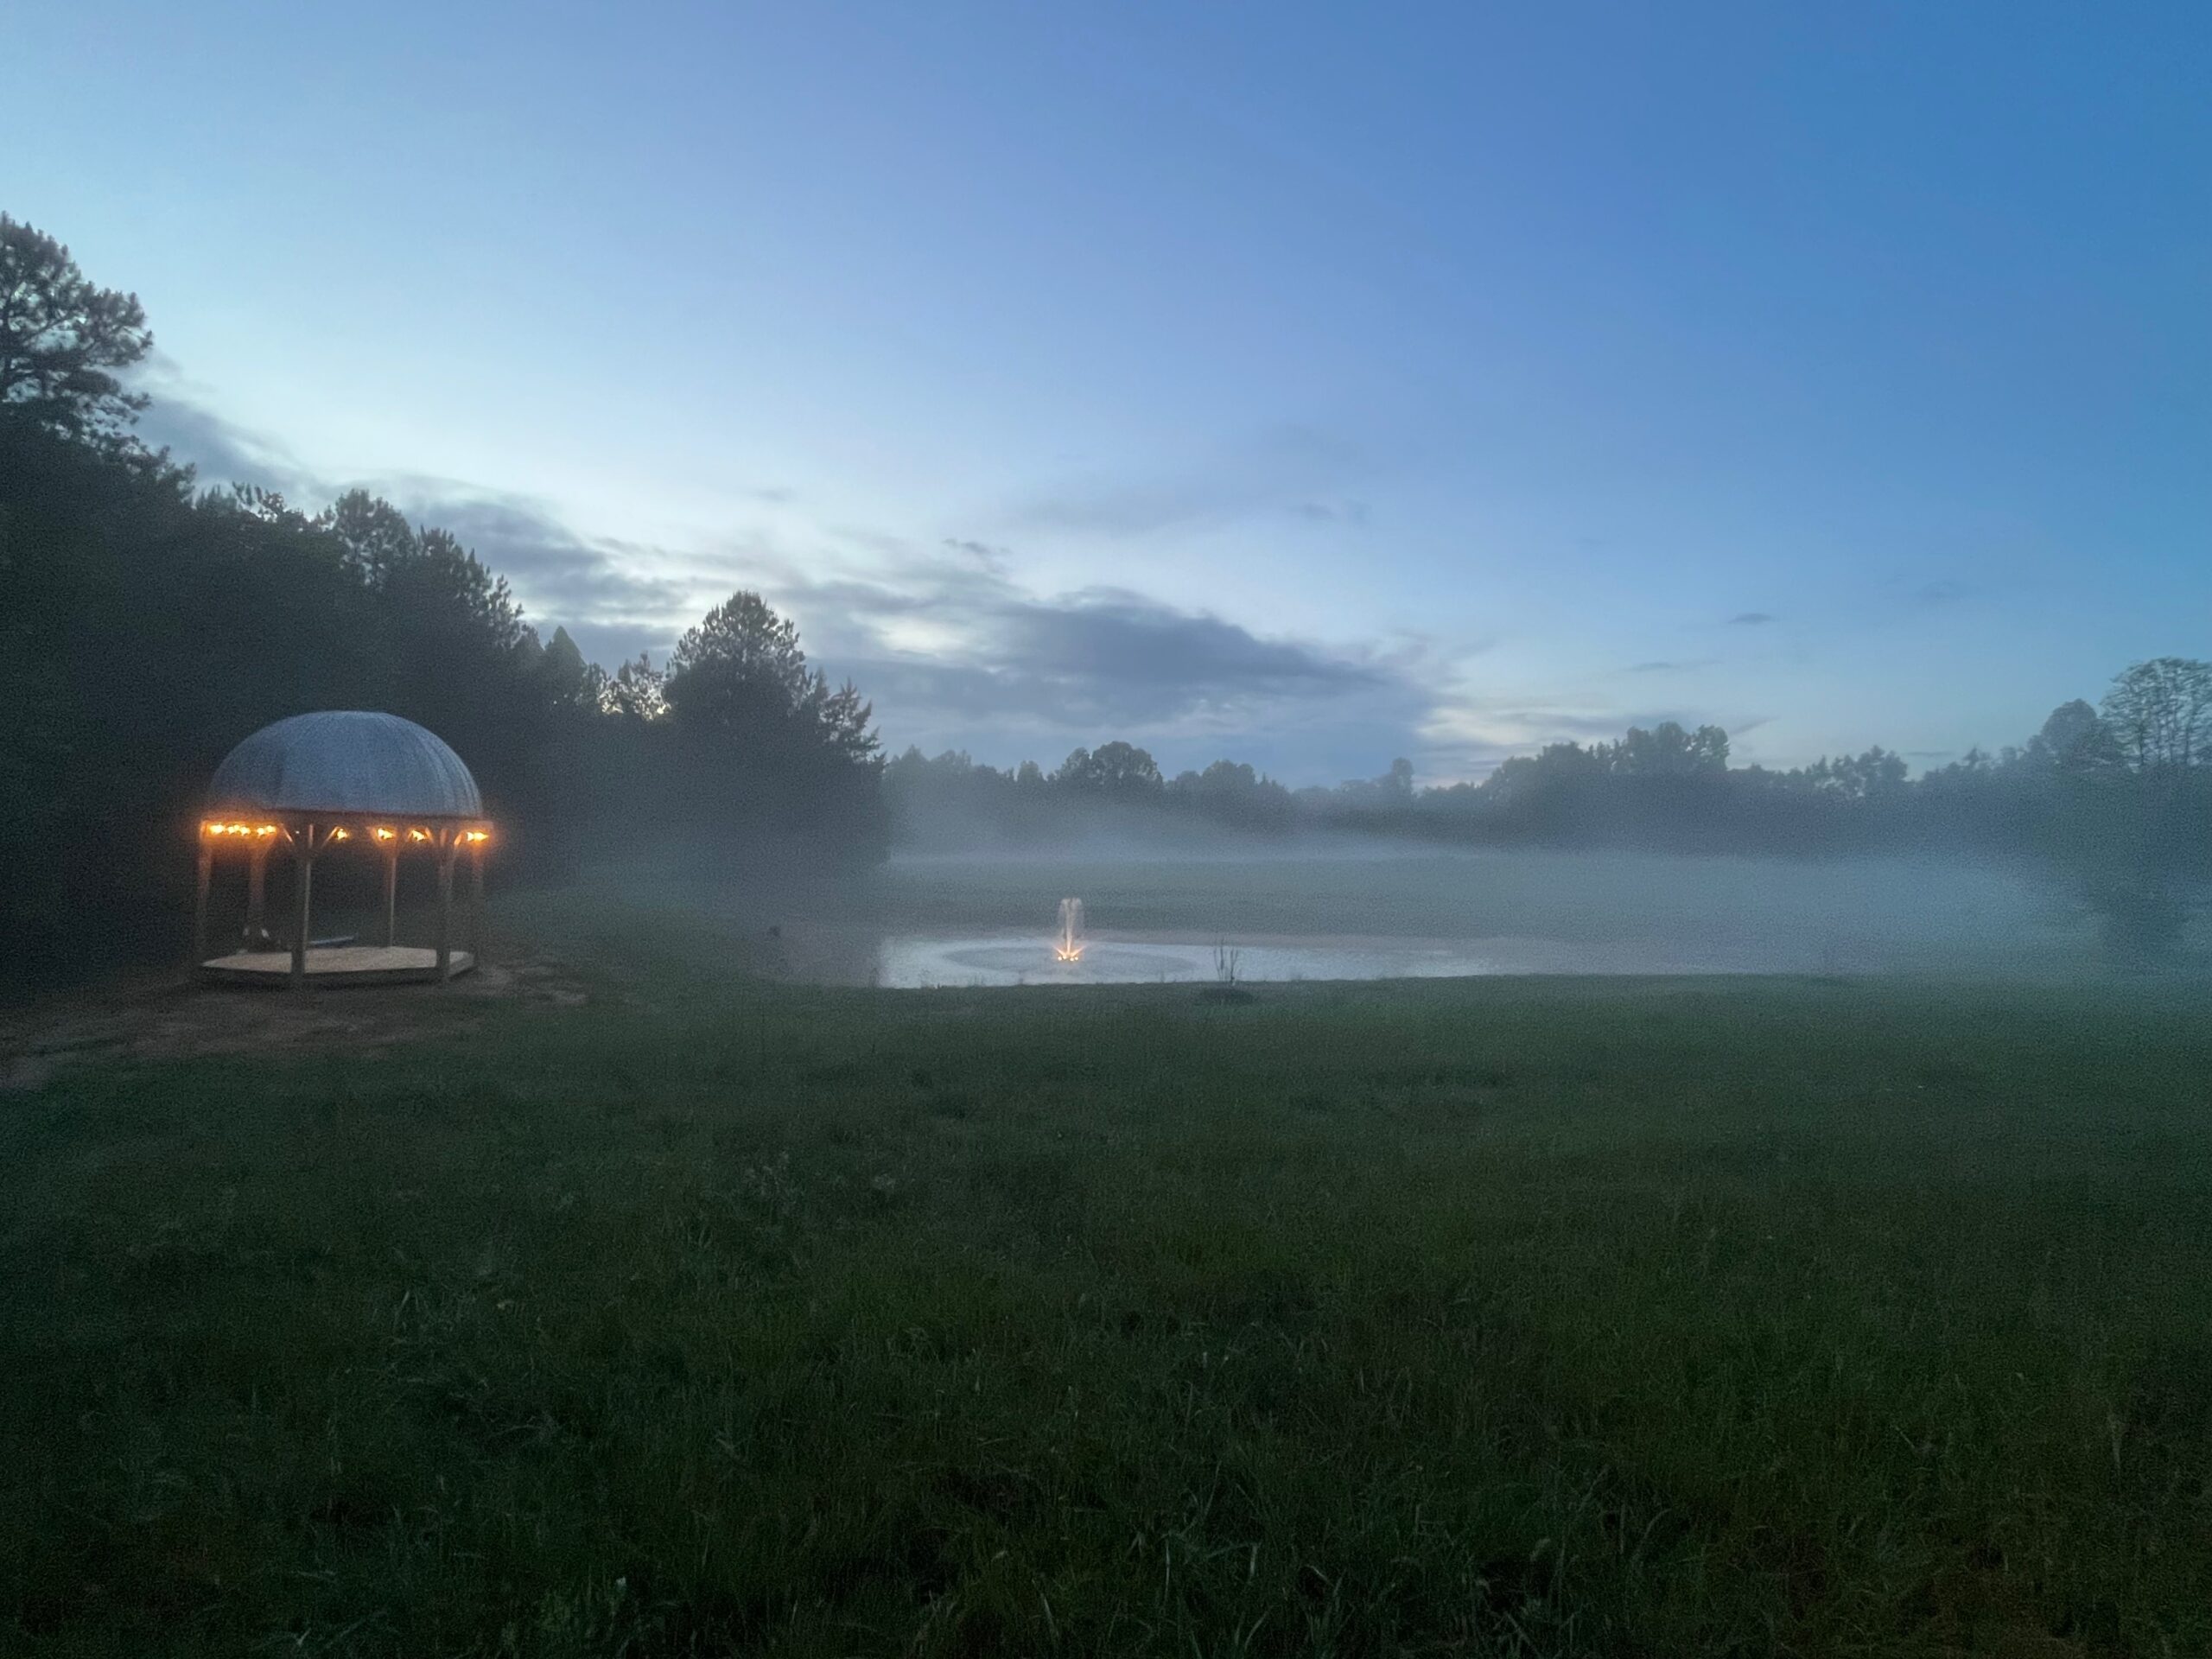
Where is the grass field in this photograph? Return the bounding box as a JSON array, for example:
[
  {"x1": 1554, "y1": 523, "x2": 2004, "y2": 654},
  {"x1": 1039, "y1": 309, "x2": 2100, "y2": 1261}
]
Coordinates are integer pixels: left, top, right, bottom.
[{"x1": 3, "y1": 889, "x2": 2209, "y2": 1655}]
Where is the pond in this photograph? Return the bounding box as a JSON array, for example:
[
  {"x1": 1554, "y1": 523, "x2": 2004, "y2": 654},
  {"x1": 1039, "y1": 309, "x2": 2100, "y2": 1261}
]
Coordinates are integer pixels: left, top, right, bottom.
[
  {"x1": 851, "y1": 849, "x2": 2091, "y2": 988},
  {"x1": 874, "y1": 929, "x2": 1802, "y2": 988}
]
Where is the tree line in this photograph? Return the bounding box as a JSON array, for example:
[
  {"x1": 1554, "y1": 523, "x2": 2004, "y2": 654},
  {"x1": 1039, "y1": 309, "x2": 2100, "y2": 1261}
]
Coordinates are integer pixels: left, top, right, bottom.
[
  {"x1": 1, "y1": 213, "x2": 884, "y2": 989},
  {"x1": 890, "y1": 684, "x2": 2212, "y2": 959}
]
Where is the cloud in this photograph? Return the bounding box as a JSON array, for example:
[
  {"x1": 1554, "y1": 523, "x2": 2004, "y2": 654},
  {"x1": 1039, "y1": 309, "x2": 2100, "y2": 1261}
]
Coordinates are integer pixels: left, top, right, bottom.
[
  {"x1": 1416, "y1": 690, "x2": 1772, "y2": 782},
  {"x1": 1726, "y1": 611, "x2": 1777, "y2": 626},
  {"x1": 1291, "y1": 499, "x2": 1370, "y2": 525},
  {"x1": 940, "y1": 537, "x2": 1012, "y2": 574},
  {"x1": 753, "y1": 546, "x2": 1408, "y2": 743},
  {"x1": 1008, "y1": 424, "x2": 1369, "y2": 538},
  {"x1": 136, "y1": 380, "x2": 698, "y2": 658},
  {"x1": 133, "y1": 389, "x2": 323, "y2": 500},
  {"x1": 1624, "y1": 658, "x2": 1715, "y2": 674},
  {"x1": 126, "y1": 378, "x2": 698, "y2": 658},
  {"x1": 1912, "y1": 578, "x2": 1969, "y2": 605},
  {"x1": 1523, "y1": 709, "x2": 1698, "y2": 738},
  {"x1": 550, "y1": 619, "x2": 683, "y2": 670},
  {"x1": 118, "y1": 381, "x2": 1470, "y2": 779},
  {"x1": 376, "y1": 483, "x2": 693, "y2": 627}
]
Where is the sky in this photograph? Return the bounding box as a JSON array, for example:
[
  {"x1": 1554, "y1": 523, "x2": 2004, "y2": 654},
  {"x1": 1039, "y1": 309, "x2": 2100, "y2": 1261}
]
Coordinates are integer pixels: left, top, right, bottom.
[{"x1": 6, "y1": 2, "x2": 2208, "y2": 784}]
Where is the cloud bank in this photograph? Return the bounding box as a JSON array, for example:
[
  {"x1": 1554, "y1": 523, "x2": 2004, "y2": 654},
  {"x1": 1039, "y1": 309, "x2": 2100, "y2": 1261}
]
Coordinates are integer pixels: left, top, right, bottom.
[
  {"x1": 741, "y1": 543, "x2": 1438, "y2": 776},
  {"x1": 124, "y1": 384, "x2": 1752, "y2": 783}
]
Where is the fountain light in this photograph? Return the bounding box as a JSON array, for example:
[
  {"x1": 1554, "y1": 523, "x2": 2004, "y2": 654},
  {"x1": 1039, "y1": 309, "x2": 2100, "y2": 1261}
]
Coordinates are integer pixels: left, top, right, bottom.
[{"x1": 1054, "y1": 896, "x2": 1085, "y2": 962}]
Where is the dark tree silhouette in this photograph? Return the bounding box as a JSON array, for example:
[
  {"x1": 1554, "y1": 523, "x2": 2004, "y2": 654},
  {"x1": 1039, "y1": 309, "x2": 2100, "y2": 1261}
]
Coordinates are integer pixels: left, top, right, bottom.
[
  {"x1": 0, "y1": 215, "x2": 152, "y2": 440},
  {"x1": 538, "y1": 626, "x2": 601, "y2": 711},
  {"x1": 322, "y1": 489, "x2": 423, "y2": 591},
  {"x1": 2025, "y1": 699, "x2": 2121, "y2": 772},
  {"x1": 669, "y1": 593, "x2": 815, "y2": 732},
  {"x1": 1599, "y1": 722, "x2": 1728, "y2": 775},
  {"x1": 2102, "y1": 658, "x2": 2212, "y2": 773},
  {"x1": 0, "y1": 214, "x2": 890, "y2": 985},
  {"x1": 659, "y1": 591, "x2": 884, "y2": 860},
  {"x1": 602, "y1": 653, "x2": 668, "y2": 722}
]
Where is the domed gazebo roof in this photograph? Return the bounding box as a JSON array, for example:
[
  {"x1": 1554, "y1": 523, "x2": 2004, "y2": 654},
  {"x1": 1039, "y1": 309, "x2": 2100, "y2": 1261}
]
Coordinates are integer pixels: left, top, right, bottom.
[{"x1": 209, "y1": 711, "x2": 482, "y2": 818}]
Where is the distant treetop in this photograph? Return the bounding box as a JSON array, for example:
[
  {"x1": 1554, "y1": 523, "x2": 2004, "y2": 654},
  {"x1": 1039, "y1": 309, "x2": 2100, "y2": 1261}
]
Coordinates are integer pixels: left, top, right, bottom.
[{"x1": 0, "y1": 214, "x2": 152, "y2": 442}]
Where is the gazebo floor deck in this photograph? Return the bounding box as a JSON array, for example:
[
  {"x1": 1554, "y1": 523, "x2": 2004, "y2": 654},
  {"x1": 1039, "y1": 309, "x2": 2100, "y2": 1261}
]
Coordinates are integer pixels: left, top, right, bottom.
[{"x1": 200, "y1": 947, "x2": 475, "y2": 986}]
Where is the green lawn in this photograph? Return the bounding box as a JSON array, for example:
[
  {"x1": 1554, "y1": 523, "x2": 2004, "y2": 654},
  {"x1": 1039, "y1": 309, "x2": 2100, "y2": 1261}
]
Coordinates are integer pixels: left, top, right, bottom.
[{"x1": 3, "y1": 903, "x2": 2208, "y2": 1655}]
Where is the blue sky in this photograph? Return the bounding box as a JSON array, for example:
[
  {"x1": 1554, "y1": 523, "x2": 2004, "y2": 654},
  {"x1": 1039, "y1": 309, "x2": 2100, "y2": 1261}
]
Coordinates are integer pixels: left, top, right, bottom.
[{"x1": 7, "y1": 2, "x2": 2208, "y2": 782}]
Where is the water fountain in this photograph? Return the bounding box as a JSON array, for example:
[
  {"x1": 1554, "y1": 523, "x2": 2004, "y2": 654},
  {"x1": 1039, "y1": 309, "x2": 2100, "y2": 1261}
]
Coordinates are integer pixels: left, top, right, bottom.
[{"x1": 879, "y1": 888, "x2": 1668, "y2": 988}]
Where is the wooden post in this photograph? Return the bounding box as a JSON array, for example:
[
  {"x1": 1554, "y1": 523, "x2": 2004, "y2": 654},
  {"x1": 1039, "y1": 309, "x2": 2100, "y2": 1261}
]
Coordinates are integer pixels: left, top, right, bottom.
[
  {"x1": 435, "y1": 831, "x2": 455, "y2": 982},
  {"x1": 468, "y1": 842, "x2": 486, "y2": 966},
  {"x1": 246, "y1": 844, "x2": 270, "y2": 944},
  {"x1": 193, "y1": 846, "x2": 213, "y2": 967},
  {"x1": 382, "y1": 847, "x2": 399, "y2": 947},
  {"x1": 290, "y1": 823, "x2": 313, "y2": 989}
]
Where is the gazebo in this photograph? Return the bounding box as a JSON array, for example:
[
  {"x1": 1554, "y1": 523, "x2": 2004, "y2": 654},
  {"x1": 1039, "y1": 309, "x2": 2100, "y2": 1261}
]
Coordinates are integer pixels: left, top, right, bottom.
[{"x1": 194, "y1": 711, "x2": 493, "y2": 987}]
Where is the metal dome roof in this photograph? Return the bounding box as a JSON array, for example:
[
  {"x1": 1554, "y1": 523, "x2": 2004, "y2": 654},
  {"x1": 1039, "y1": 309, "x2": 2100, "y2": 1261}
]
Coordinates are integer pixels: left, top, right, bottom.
[{"x1": 208, "y1": 711, "x2": 483, "y2": 817}]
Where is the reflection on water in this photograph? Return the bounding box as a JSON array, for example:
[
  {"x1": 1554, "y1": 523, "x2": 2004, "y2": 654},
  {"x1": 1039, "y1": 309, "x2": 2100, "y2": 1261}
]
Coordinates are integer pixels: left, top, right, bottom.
[{"x1": 875, "y1": 931, "x2": 1798, "y2": 988}]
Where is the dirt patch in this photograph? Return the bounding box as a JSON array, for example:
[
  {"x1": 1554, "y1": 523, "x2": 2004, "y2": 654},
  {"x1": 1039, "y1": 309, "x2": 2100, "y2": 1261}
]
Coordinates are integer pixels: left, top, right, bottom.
[{"x1": 0, "y1": 949, "x2": 589, "y2": 1092}]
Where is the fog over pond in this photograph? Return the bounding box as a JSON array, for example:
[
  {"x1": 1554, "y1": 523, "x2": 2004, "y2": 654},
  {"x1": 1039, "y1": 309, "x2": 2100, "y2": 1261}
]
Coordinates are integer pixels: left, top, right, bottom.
[{"x1": 836, "y1": 846, "x2": 2098, "y2": 988}]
